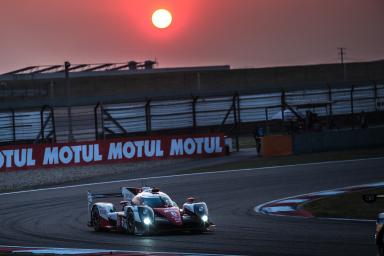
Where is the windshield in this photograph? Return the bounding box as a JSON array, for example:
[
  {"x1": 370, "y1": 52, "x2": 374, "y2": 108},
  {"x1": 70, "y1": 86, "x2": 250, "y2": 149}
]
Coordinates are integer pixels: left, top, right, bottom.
[{"x1": 142, "y1": 195, "x2": 174, "y2": 208}]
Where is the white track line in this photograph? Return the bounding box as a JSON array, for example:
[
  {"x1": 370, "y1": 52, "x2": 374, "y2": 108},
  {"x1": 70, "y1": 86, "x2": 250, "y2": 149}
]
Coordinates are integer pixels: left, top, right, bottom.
[
  {"x1": 0, "y1": 245, "x2": 239, "y2": 256},
  {"x1": 1, "y1": 156, "x2": 383, "y2": 197}
]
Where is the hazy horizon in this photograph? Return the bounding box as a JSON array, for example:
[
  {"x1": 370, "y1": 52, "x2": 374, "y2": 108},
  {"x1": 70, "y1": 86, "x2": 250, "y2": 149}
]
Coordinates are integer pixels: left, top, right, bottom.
[{"x1": 1, "y1": 0, "x2": 383, "y2": 73}]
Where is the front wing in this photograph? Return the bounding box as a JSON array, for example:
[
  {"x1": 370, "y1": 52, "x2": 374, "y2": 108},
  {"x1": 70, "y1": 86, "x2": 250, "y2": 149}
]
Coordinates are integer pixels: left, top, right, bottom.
[{"x1": 135, "y1": 215, "x2": 214, "y2": 234}]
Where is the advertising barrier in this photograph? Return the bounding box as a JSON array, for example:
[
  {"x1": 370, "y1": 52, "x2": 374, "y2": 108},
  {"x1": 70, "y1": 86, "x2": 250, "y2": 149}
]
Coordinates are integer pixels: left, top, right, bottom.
[{"x1": 0, "y1": 133, "x2": 225, "y2": 172}]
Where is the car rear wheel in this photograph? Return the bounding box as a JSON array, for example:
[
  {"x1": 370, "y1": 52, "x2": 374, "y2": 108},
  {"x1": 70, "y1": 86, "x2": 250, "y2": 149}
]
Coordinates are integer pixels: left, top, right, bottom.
[{"x1": 91, "y1": 207, "x2": 102, "y2": 232}]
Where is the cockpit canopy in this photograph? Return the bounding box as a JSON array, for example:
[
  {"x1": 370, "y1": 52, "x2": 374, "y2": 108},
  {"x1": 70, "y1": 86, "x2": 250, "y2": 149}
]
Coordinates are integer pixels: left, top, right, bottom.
[{"x1": 132, "y1": 192, "x2": 176, "y2": 208}]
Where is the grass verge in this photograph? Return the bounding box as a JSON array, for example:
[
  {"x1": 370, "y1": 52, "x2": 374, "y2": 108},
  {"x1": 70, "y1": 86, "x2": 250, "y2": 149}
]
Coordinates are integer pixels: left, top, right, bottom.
[{"x1": 302, "y1": 188, "x2": 384, "y2": 220}]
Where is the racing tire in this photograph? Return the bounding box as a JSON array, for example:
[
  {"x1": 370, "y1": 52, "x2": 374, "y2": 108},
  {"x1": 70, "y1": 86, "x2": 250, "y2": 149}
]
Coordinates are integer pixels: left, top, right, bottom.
[
  {"x1": 190, "y1": 221, "x2": 207, "y2": 234},
  {"x1": 377, "y1": 229, "x2": 384, "y2": 245},
  {"x1": 190, "y1": 229, "x2": 204, "y2": 234},
  {"x1": 191, "y1": 226, "x2": 206, "y2": 234},
  {"x1": 91, "y1": 207, "x2": 103, "y2": 232},
  {"x1": 126, "y1": 210, "x2": 137, "y2": 235}
]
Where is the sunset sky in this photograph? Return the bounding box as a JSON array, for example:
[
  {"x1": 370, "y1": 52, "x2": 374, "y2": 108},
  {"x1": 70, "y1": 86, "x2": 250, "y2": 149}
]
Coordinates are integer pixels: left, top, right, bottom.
[{"x1": 0, "y1": 0, "x2": 383, "y2": 73}]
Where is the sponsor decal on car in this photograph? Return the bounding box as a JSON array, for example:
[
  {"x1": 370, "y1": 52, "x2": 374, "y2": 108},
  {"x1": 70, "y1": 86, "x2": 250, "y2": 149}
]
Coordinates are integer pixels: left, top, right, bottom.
[{"x1": 154, "y1": 207, "x2": 182, "y2": 225}]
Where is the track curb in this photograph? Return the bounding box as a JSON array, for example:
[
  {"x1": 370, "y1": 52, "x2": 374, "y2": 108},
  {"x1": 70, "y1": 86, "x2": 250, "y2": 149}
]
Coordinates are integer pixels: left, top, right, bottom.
[{"x1": 0, "y1": 245, "x2": 237, "y2": 256}]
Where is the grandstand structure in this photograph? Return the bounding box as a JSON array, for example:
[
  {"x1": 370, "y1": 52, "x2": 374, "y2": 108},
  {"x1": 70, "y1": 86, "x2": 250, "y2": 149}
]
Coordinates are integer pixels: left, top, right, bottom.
[{"x1": 0, "y1": 59, "x2": 383, "y2": 146}]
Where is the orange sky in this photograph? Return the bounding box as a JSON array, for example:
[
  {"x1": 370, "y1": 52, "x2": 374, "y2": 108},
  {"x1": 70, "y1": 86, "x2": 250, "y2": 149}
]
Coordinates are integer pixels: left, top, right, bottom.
[{"x1": 0, "y1": 0, "x2": 383, "y2": 73}]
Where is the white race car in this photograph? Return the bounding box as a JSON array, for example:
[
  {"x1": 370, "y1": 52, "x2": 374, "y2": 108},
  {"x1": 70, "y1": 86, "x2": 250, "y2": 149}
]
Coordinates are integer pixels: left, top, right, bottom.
[{"x1": 87, "y1": 186, "x2": 214, "y2": 235}]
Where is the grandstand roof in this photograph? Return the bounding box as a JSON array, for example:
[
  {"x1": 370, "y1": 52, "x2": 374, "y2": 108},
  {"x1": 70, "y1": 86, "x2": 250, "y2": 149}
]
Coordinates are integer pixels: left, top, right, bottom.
[{"x1": 0, "y1": 61, "x2": 231, "y2": 81}]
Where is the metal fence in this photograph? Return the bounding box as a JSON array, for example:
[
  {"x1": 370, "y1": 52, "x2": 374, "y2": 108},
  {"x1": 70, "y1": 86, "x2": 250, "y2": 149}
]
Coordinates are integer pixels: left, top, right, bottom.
[
  {"x1": 1, "y1": 83, "x2": 383, "y2": 145},
  {"x1": 0, "y1": 106, "x2": 54, "y2": 145}
]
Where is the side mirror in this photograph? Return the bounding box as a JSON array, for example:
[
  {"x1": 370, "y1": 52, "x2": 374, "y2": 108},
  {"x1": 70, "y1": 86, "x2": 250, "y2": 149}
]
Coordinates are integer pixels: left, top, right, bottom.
[
  {"x1": 362, "y1": 194, "x2": 377, "y2": 203},
  {"x1": 186, "y1": 197, "x2": 195, "y2": 203}
]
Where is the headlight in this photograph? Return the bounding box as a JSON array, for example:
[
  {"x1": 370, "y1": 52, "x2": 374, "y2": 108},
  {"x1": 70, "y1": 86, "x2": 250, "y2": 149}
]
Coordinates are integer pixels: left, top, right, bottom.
[
  {"x1": 138, "y1": 207, "x2": 154, "y2": 225},
  {"x1": 201, "y1": 215, "x2": 208, "y2": 222},
  {"x1": 143, "y1": 217, "x2": 152, "y2": 225}
]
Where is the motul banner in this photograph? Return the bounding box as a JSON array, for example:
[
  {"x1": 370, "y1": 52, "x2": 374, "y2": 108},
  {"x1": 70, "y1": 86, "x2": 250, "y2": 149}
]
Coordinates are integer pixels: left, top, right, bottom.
[{"x1": 0, "y1": 133, "x2": 225, "y2": 172}]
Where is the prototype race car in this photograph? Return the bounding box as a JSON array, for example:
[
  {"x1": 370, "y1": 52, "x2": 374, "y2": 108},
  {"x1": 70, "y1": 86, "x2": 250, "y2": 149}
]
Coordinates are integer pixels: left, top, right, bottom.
[
  {"x1": 362, "y1": 193, "x2": 384, "y2": 245},
  {"x1": 87, "y1": 186, "x2": 214, "y2": 235}
]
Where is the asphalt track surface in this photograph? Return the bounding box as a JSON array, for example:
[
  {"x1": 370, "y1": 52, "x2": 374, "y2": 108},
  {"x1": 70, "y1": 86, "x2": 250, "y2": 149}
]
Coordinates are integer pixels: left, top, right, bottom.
[{"x1": 0, "y1": 157, "x2": 384, "y2": 256}]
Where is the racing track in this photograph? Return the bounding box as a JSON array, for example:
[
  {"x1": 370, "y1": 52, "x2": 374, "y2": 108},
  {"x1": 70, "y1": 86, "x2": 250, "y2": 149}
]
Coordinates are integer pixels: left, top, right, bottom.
[{"x1": 0, "y1": 157, "x2": 384, "y2": 256}]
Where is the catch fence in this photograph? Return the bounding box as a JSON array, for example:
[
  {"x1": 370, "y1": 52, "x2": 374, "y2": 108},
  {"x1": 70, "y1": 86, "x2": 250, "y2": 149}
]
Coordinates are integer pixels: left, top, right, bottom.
[{"x1": 1, "y1": 82, "x2": 383, "y2": 147}]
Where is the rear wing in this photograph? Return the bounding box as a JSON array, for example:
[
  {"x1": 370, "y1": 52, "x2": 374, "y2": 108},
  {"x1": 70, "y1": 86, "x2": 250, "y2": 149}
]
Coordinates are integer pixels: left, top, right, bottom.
[
  {"x1": 87, "y1": 191, "x2": 121, "y2": 223},
  {"x1": 87, "y1": 191, "x2": 121, "y2": 207},
  {"x1": 87, "y1": 187, "x2": 145, "y2": 222}
]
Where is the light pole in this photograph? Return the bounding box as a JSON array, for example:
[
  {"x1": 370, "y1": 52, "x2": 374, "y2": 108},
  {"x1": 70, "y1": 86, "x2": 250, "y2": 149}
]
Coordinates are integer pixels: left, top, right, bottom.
[
  {"x1": 65, "y1": 61, "x2": 74, "y2": 142},
  {"x1": 338, "y1": 47, "x2": 347, "y2": 81}
]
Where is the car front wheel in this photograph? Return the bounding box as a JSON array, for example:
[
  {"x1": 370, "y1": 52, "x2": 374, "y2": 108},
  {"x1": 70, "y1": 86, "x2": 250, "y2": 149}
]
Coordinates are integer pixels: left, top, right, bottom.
[{"x1": 126, "y1": 210, "x2": 137, "y2": 235}]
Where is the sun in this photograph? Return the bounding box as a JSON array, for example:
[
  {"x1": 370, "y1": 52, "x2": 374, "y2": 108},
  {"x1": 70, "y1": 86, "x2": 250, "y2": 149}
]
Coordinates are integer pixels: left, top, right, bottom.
[{"x1": 152, "y1": 9, "x2": 172, "y2": 29}]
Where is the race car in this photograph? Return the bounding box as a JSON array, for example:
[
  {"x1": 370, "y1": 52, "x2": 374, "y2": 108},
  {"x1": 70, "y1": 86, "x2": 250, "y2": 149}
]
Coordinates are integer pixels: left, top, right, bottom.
[
  {"x1": 87, "y1": 186, "x2": 214, "y2": 235},
  {"x1": 362, "y1": 193, "x2": 384, "y2": 245}
]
